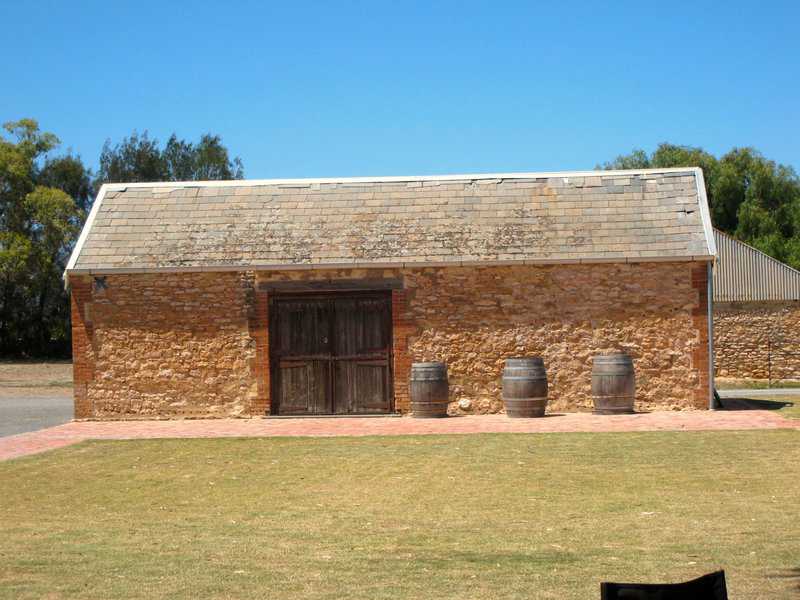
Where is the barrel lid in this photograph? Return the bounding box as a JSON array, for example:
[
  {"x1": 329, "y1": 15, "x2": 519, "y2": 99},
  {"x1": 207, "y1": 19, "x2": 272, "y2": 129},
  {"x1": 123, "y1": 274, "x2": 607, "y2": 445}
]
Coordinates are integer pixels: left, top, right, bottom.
[
  {"x1": 411, "y1": 361, "x2": 447, "y2": 369},
  {"x1": 592, "y1": 353, "x2": 633, "y2": 363},
  {"x1": 505, "y1": 356, "x2": 544, "y2": 366}
]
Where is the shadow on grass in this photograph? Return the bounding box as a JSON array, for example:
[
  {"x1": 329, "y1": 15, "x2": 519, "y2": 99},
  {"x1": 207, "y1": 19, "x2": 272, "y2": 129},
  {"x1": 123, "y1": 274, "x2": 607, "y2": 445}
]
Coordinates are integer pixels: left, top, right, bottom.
[
  {"x1": 418, "y1": 549, "x2": 579, "y2": 568},
  {"x1": 768, "y1": 567, "x2": 800, "y2": 594},
  {"x1": 718, "y1": 398, "x2": 795, "y2": 411}
]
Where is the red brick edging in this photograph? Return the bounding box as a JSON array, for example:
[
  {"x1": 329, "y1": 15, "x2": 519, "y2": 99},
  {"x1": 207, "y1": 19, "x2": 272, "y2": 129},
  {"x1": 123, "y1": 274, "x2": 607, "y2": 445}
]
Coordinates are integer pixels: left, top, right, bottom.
[{"x1": 1, "y1": 411, "x2": 797, "y2": 462}]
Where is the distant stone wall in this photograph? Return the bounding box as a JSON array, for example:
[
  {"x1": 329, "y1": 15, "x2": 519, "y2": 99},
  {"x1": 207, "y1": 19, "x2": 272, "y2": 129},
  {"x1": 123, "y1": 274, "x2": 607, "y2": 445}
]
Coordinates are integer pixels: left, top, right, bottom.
[
  {"x1": 72, "y1": 261, "x2": 710, "y2": 419},
  {"x1": 714, "y1": 302, "x2": 800, "y2": 381}
]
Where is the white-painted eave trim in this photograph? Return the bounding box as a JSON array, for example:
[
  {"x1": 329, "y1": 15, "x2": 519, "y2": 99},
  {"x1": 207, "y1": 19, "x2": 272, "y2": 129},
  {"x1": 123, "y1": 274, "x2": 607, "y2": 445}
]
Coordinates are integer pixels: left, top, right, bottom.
[
  {"x1": 65, "y1": 254, "x2": 716, "y2": 277},
  {"x1": 98, "y1": 167, "x2": 700, "y2": 190},
  {"x1": 64, "y1": 184, "x2": 108, "y2": 286},
  {"x1": 693, "y1": 167, "x2": 717, "y2": 263}
]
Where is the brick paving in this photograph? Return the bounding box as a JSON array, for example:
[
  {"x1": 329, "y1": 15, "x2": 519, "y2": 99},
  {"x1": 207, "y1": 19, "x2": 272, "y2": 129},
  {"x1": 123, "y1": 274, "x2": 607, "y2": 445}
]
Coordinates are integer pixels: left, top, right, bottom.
[{"x1": 1, "y1": 411, "x2": 798, "y2": 462}]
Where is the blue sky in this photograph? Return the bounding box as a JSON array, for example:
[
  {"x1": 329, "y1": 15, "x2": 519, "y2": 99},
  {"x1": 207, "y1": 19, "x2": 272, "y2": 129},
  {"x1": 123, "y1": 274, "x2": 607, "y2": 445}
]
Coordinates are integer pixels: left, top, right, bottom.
[{"x1": 3, "y1": 0, "x2": 798, "y2": 178}]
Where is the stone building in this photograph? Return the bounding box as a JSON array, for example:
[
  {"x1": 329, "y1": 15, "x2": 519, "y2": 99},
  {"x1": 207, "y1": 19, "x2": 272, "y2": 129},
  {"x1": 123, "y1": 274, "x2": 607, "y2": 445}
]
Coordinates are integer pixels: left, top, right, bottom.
[
  {"x1": 64, "y1": 168, "x2": 716, "y2": 419},
  {"x1": 713, "y1": 229, "x2": 800, "y2": 382}
]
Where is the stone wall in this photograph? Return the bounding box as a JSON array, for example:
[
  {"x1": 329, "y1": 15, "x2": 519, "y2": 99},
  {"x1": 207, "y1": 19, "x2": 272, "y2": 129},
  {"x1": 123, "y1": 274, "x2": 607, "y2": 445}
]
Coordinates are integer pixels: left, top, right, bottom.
[
  {"x1": 257, "y1": 261, "x2": 710, "y2": 413},
  {"x1": 71, "y1": 272, "x2": 259, "y2": 419},
  {"x1": 714, "y1": 301, "x2": 800, "y2": 381},
  {"x1": 72, "y1": 261, "x2": 710, "y2": 419}
]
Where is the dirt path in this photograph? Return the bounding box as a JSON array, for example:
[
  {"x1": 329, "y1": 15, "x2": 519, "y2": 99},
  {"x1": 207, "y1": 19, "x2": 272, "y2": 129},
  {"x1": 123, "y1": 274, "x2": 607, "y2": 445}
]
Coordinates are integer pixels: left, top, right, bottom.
[{"x1": 0, "y1": 360, "x2": 73, "y2": 399}]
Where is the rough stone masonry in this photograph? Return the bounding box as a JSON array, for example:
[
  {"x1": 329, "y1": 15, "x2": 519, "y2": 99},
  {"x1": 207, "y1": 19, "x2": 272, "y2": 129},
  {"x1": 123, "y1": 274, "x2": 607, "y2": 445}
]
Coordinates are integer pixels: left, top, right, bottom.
[
  {"x1": 66, "y1": 170, "x2": 716, "y2": 419},
  {"x1": 71, "y1": 261, "x2": 710, "y2": 419},
  {"x1": 714, "y1": 301, "x2": 800, "y2": 381}
]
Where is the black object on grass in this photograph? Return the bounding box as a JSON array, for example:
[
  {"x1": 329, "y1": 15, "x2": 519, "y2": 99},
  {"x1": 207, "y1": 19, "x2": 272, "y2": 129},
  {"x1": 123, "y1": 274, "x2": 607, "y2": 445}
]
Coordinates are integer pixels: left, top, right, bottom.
[{"x1": 600, "y1": 570, "x2": 728, "y2": 599}]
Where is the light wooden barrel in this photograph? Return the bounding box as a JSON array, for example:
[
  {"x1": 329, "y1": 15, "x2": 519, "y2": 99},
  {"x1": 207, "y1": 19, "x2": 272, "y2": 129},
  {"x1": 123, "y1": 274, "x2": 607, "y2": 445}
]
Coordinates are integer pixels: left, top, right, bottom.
[
  {"x1": 591, "y1": 353, "x2": 635, "y2": 415},
  {"x1": 502, "y1": 357, "x2": 548, "y2": 418},
  {"x1": 409, "y1": 362, "x2": 449, "y2": 418}
]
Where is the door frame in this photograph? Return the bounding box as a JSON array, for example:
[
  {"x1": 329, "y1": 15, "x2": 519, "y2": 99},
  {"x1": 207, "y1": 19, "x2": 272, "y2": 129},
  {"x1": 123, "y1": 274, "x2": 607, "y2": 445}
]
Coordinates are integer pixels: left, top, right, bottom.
[{"x1": 268, "y1": 290, "x2": 395, "y2": 415}]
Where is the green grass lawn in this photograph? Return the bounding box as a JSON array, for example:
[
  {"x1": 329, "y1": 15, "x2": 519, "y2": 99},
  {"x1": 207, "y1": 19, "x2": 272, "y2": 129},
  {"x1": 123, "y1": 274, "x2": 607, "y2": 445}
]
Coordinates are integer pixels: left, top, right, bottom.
[
  {"x1": 782, "y1": 403, "x2": 800, "y2": 419},
  {"x1": 1, "y1": 432, "x2": 799, "y2": 599},
  {"x1": 770, "y1": 397, "x2": 800, "y2": 419}
]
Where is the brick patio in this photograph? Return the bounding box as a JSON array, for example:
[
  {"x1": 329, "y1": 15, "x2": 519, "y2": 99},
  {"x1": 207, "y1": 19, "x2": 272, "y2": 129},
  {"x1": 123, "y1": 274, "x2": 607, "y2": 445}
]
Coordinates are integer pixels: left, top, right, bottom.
[{"x1": 1, "y1": 410, "x2": 798, "y2": 462}]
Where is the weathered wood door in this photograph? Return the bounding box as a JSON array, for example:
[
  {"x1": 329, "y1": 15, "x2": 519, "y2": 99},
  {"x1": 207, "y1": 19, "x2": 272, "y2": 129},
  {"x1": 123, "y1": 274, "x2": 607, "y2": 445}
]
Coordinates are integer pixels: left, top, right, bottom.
[{"x1": 270, "y1": 293, "x2": 393, "y2": 415}]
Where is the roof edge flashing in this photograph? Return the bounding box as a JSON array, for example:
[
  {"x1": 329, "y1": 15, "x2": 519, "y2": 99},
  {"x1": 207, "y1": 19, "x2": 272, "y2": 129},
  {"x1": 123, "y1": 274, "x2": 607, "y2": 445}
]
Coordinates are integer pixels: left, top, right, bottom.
[
  {"x1": 64, "y1": 184, "x2": 109, "y2": 287},
  {"x1": 693, "y1": 167, "x2": 717, "y2": 261},
  {"x1": 99, "y1": 167, "x2": 700, "y2": 191}
]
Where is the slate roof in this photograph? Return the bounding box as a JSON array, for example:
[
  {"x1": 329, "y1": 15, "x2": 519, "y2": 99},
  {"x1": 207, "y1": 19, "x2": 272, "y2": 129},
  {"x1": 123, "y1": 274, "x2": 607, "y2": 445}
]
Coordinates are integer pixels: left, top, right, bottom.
[{"x1": 66, "y1": 168, "x2": 716, "y2": 276}]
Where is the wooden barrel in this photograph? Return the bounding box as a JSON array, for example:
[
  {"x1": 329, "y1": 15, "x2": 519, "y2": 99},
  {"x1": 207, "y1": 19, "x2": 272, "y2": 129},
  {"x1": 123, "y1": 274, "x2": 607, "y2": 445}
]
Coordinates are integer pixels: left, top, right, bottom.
[
  {"x1": 591, "y1": 353, "x2": 635, "y2": 414},
  {"x1": 410, "y1": 362, "x2": 449, "y2": 418},
  {"x1": 502, "y1": 357, "x2": 548, "y2": 418}
]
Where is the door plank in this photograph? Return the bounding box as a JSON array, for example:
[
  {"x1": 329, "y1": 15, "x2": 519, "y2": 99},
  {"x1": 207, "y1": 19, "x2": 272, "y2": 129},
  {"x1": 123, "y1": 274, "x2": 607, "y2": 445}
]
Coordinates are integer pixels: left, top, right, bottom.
[
  {"x1": 332, "y1": 296, "x2": 392, "y2": 414},
  {"x1": 270, "y1": 292, "x2": 393, "y2": 415},
  {"x1": 334, "y1": 360, "x2": 391, "y2": 414},
  {"x1": 272, "y1": 298, "x2": 332, "y2": 415},
  {"x1": 278, "y1": 360, "x2": 330, "y2": 415}
]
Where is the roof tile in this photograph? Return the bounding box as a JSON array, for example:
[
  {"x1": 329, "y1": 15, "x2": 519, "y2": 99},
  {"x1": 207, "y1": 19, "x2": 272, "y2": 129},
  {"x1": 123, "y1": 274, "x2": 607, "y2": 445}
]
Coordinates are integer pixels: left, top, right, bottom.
[{"x1": 68, "y1": 170, "x2": 712, "y2": 272}]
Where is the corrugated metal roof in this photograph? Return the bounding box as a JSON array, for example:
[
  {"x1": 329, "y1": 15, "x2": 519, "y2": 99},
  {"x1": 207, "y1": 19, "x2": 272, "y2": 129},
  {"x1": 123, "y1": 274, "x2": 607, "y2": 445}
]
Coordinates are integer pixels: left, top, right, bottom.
[{"x1": 713, "y1": 229, "x2": 800, "y2": 302}]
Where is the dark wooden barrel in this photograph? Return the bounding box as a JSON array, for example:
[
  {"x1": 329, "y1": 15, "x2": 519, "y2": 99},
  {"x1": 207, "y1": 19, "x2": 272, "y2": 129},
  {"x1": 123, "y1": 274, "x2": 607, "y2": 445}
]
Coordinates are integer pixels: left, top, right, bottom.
[
  {"x1": 502, "y1": 357, "x2": 548, "y2": 417},
  {"x1": 410, "y1": 362, "x2": 449, "y2": 418},
  {"x1": 591, "y1": 353, "x2": 635, "y2": 414}
]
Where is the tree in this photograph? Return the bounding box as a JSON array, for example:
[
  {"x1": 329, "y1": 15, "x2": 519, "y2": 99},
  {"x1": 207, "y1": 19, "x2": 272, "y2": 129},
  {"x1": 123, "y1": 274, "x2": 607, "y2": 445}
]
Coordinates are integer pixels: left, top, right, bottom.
[
  {"x1": 39, "y1": 154, "x2": 94, "y2": 213},
  {"x1": 0, "y1": 119, "x2": 86, "y2": 356},
  {"x1": 600, "y1": 143, "x2": 800, "y2": 270},
  {"x1": 95, "y1": 131, "x2": 243, "y2": 190},
  {"x1": 1, "y1": 119, "x2": 246, "y2": 357}
]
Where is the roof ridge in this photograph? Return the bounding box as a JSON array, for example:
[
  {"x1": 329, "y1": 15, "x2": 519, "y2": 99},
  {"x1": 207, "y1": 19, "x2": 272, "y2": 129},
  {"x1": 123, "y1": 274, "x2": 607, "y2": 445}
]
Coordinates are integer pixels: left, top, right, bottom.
[{"x1": 99, "y1": 167, "x2": 700, "y2": 190}]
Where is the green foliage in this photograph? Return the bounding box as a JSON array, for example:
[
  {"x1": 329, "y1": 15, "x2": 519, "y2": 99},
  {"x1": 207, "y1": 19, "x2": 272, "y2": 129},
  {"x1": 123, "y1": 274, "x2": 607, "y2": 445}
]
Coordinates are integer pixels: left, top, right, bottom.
[
  {"x1": 95, "y1": 131, "x2": 243, "y2": 190},
  {"x1": 0, "y1": 120, "x2": 87, "y2": 356},
  {"x1": 1, "y1": 119, "x2": 246, "y2": 357},
  {"x1": 38, "y1": 154, "x2": 93, "y2": 212},
  {"x1": 600, "y1": 148, "x2": 651, "y2": 170},
  {"x1": 601, "y1": 143, "x2": 800, "y2": 269}
]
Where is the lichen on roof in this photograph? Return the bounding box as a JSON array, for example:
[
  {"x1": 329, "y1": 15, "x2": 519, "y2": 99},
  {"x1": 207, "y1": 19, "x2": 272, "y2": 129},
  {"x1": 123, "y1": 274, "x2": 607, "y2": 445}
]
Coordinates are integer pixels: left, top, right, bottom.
[{"x1": 66, "y1": 169, "x2": 714, "y2": 274}]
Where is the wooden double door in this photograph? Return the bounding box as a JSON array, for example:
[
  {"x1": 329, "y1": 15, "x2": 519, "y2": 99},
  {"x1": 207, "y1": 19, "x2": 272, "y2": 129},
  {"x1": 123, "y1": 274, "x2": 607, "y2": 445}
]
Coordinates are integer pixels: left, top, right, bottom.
[{"x1": 269, "y1": 292, "x2": 394, "y2": 415}]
